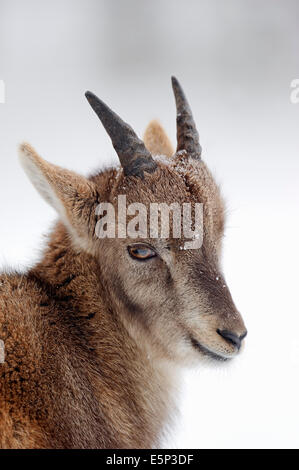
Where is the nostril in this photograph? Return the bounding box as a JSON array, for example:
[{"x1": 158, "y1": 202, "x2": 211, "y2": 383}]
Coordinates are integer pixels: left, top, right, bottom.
[{"x1": 217, "y1": 329, "x2": 242, "y2": 350}]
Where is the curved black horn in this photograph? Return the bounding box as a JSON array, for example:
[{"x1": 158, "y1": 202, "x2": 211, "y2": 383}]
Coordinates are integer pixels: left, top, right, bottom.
[
  {"x1": 171, "y1": 76, "x2": 201, "y2": 159},
  {"x1": 85, "y1": 91, "x2": 157, "y2": 177}
]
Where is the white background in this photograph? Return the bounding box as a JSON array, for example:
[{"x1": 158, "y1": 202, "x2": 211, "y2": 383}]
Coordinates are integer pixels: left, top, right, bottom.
[{"x1": 0, "y1": 0, "x2": 299, "y2": 448}]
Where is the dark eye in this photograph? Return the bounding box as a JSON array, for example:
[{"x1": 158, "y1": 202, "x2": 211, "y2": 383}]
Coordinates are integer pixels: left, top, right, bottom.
[{"x1": 128, "y1": 244, "x2": 157, "y2": 261}]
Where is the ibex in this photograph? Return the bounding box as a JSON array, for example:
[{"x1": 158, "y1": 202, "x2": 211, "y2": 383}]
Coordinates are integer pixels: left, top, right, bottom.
[{"x1": 0, "y1": 77, "x2": 247, "y2": 448}]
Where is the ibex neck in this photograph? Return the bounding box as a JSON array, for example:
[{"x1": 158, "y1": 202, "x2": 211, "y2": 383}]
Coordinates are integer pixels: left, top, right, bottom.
[
  {"x1": 31, "y1": 222, "x2": 104, "y2": 310},
  {"x1": 30, "y1": 222, "x2": 179, "y2": 447}
]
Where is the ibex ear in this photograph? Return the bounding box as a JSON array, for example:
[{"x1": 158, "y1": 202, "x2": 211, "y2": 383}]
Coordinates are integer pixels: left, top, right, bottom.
[
  {"x1": 143, "y1": 120, "x2": 174, "y2": 158},
  {"x1": 19, "y1": 143, "x2": 98, "y2": 246}
]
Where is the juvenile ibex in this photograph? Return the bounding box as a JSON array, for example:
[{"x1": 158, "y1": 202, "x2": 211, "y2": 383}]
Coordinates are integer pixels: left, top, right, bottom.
[{"x1": 0, "y1": 78, "x2": 246, "y2": 448}]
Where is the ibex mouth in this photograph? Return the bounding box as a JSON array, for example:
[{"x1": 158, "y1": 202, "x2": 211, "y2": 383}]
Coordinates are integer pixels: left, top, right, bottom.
[{"x1": 190, "y1": 337, "x2": 229, "y2": 362}]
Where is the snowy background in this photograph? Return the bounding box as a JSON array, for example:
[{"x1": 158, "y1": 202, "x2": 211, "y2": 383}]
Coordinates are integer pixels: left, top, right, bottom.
[{"x1": 0, "y1": 0, "x2": 299, "y2": 448}]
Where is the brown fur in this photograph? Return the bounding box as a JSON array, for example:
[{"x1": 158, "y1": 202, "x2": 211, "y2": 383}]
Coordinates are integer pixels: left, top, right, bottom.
[{"x1": 0, "y1": 121, "x2": 246, "y2": 448}]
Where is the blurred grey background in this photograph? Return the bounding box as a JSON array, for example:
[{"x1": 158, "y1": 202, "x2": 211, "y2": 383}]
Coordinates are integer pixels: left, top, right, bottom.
[{"x1": 0, "y1": 0, "x2": 299, "y2": 448}]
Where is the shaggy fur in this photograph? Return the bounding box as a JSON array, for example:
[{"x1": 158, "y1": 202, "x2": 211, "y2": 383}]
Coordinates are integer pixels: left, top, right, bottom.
[{"x1": 0, "y1": 119, "x2": 246, "y2": 448}]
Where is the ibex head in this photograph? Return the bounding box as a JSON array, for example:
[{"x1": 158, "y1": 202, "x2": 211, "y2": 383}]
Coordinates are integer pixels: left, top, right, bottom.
[{"x1": 19, "y1": 77, "x2": 246, "y2": 365}]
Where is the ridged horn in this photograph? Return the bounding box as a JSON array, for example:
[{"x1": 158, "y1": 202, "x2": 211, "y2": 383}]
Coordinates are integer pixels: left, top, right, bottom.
[
  {"x1": 85, "y1": 91, "x2": 157, "y2": 177},
  {"x1": 171, "y1": 76, "x2": 202, "y2": 159}
]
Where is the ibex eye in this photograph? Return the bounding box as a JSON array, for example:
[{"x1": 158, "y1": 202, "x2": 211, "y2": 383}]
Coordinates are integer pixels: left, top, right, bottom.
[{"x1": 128, "y1": 245, "x2": 157, "y2": 261}]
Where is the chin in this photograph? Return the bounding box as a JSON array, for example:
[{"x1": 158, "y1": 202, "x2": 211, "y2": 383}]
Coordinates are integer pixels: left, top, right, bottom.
[{"x1": 186, "y1": 337, "x2": 240, "y2": 370}]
